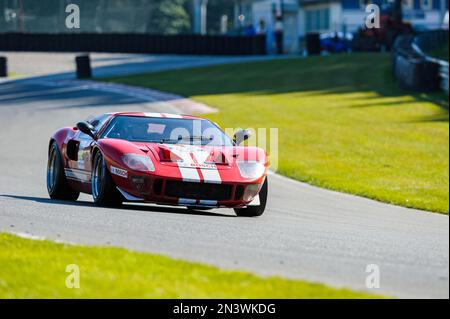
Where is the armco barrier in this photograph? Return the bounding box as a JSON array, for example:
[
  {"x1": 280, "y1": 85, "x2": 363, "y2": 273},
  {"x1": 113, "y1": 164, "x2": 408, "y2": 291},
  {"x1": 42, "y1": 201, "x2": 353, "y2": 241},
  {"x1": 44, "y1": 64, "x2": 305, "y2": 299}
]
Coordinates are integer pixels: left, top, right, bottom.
[
  {"x1": 412, "y1": 30, "x2": 449, "y2": 95},
  {"x1": 0, "y1": 33, "x2": 267, "y2": 56},
  {"x1": 392, "y1": 30, "x2": 448, "y2": 94}
]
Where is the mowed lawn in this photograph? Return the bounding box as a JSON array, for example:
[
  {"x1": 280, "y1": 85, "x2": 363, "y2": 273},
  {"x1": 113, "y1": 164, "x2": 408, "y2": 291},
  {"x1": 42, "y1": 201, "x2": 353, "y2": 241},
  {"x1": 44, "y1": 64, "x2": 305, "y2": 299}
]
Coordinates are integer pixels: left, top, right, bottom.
[
  {"x1": 0, "y1": 233, "x2": 377, "y2": 298},
  {"x1": 107, "y1": 53, "x2": 449, "y2": 213},
  {"x1": 429, "y1": 42, "x2": 449, "y2": 61}
]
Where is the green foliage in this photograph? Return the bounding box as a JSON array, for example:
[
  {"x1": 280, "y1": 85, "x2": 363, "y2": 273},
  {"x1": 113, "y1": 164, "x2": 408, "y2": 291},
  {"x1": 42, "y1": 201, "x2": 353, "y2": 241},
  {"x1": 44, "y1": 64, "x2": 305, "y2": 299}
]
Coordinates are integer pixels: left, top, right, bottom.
[
  {"x1": 206, "y1": 0, "x2": 235, "y2": 34},
  {"x1": 3, "y1": 0, "x2": 191, "y2": 34},
  {"x1": 148, "y1": 0, "x2": 191, "y2": 34},
  {"x1": 429, "y1": 42, "x2": 449, "y2": 62}
]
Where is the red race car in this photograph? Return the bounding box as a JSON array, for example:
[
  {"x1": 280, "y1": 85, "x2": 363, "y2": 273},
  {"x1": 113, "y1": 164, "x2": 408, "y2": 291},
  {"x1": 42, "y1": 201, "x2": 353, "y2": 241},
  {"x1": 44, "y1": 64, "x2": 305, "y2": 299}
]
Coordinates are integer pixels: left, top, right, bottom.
[{"x1": 47, "y1": 112, "x2": 269, "y2": 217}]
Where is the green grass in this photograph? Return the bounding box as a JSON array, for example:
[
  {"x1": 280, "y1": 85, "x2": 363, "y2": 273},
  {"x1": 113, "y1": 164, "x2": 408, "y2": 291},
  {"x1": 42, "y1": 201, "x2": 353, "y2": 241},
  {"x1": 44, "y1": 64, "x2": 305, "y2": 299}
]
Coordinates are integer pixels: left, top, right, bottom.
[
  {"x1": 106, "y1": 53, "x2": 449, "y2": 214},
  {"x1": 6, "y1": 72, "x2": 19, "y2": 78},
  {"x1": 428, "y1": 42, "x2": 449, "y2": 62},
  {"x1": 0, "y1": 233, "x2": 378, "y2": 298}
]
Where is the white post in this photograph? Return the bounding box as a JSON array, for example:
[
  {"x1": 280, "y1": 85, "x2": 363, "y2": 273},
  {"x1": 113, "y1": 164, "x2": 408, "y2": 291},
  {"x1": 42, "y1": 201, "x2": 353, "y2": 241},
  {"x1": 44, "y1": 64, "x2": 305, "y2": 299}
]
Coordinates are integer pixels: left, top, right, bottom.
[
  {"x1": 193, "y1": 0, "x2": 208, "y2": 35},
  {"x1": 220, "y1": 15, "x2": 228, "y2": 34},
  {"x1": 441, "y1": 0, "x2": 448, "y2": 23},
  {"x1": 201, "y1": 0, "x2": 208, "y2": 35}
]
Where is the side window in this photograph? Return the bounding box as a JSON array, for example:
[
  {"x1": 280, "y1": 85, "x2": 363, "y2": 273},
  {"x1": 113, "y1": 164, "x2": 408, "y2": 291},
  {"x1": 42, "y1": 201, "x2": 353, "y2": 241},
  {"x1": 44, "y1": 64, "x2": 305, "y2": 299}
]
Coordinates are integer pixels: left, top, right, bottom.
[{"x1": 87, "y1": 114, "x2": 111, "y2": 131}]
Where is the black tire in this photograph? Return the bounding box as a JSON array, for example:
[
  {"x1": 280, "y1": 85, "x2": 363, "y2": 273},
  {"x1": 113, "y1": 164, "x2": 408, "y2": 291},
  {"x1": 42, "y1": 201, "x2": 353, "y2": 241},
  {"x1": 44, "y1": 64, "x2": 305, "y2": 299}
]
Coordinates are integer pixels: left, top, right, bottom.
[
  {"x1": 234, "y1": 177, "x2": 268, "y2": 217},
  {"x1": 47, "y1": 142, "x2": 80, "y2": 201},
  {"x1": 91, "y1": 151, "x2": 123, "y2": 207}
]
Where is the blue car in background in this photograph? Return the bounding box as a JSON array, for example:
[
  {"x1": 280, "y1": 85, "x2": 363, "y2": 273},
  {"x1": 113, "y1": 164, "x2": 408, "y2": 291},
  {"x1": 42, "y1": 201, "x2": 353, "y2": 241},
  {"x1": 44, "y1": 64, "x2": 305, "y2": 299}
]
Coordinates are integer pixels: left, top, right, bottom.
[{"x1": 320, "y1": 32, "x2": 353, "y2": 53}]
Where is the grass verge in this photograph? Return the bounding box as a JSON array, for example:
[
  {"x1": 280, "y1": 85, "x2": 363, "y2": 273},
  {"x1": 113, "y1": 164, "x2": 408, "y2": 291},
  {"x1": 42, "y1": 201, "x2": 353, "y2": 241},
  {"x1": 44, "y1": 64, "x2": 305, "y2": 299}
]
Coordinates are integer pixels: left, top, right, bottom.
[
  {"x1": 0, "y1": 233, "x2": 378, "y2": 298},
  {"x1": 428, "y1": 42, "x2": 449, "y2": 62},
  {"x1": 106, "y1": 53, "x2": 449, "y2": 213}
]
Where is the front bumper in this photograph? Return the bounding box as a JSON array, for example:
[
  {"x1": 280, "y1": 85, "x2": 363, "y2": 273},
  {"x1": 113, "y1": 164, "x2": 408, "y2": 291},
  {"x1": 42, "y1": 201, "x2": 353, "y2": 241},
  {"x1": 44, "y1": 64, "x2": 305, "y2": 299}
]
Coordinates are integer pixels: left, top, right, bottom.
[{"x1": 116, "y1": 173, "x2": 263, "y2": 208}]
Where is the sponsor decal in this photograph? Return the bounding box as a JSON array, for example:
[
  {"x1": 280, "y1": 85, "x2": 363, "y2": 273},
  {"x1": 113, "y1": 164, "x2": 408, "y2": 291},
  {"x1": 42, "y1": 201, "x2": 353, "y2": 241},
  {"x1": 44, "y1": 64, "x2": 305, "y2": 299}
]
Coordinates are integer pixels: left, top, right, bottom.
[
  {"x1": 184, "y1": 162, "x2": 216, "y2": 169},
  {"x1": 110, "y1": 166, "x2": 128, "y2": 178},
  {"x1": 65, "y1": 168, "x2": 91, "y2": 182}
]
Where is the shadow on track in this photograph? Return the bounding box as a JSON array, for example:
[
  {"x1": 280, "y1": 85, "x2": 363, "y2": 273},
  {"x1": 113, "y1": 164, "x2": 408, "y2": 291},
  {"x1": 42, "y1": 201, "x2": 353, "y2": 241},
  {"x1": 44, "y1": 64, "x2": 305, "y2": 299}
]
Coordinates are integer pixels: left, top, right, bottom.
[{"x1": 0, "y1": 194, "x2": 235, "y2": 218}]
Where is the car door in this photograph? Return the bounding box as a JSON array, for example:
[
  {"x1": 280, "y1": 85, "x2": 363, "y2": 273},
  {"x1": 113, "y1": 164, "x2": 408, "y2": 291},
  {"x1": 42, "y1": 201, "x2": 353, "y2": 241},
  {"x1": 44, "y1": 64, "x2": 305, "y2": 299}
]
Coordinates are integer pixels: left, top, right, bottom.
[{"x1": 65, "y1": 114, "x2": 111, "y2": 184}]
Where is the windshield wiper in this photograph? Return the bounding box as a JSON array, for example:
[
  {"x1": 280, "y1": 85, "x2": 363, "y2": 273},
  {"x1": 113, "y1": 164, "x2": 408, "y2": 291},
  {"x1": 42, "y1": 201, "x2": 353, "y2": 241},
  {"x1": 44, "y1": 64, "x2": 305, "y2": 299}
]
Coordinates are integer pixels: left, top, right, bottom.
[
  {"x1": 141, "y1": 139, "x2": 179, "y2": 144},
  {"x1": 146, "y1": 137, "x2": 214, "y2": 144},
  {"x1": 180, "y1": 136, "x2": 213, "y2": 141},
  {"x1": 158, "y1": 138, "x2": 180, "y2": 144}
]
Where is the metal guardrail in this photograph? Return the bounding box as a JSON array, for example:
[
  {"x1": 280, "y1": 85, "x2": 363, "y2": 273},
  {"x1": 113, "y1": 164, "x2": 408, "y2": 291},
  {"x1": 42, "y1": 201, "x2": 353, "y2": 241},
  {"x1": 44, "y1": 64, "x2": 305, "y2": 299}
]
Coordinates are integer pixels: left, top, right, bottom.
[
  {"x1": 392, "y1": 35, "x2": 441, "y2": 91},
  {"x1": 440, "y1": 63, "x2": 449, "y2": 95},
  {"x1": 412, "y1": 30, "x2": 449, "y2": 95}
]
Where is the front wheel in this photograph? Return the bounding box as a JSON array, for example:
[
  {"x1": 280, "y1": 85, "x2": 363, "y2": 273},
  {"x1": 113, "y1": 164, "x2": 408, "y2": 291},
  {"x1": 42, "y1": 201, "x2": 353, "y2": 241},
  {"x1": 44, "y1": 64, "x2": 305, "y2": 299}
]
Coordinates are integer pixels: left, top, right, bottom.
[
  {"x1": 234, "y1": 177, "x2": 268, "y2": 217},
  {"x1": 92, "y1": 151, "x2": 123, "y2": 207},
  {"x1": 47, "y1": 142, "x2": 80, "y2": 201}
]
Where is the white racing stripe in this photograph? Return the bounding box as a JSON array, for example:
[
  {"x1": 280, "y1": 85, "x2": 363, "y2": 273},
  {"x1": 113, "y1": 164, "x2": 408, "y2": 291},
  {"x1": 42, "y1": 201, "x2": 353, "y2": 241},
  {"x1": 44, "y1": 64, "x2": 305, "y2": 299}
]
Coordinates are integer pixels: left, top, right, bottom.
[
  {"x1": 200, "y1": 167, "x2": 222, "y2": 184},
  {"x1": 166, "y1": 145, "x2": 201, "y2": 182},
  {"x1": 143, "y1": 112, "x2": 163, "y2": 118},
  {"x1": 178, "y1": 167, "x2": 201, "y2": 182},
  {"x1": 165, "y1": 144, "x2": 222, "y2": 184},
  {"x1": 191, "y1": 148, "x2": 222, "y2": 184},
  {"x1": 162, "y1": 113, "x2": 183, "y2": 118}
]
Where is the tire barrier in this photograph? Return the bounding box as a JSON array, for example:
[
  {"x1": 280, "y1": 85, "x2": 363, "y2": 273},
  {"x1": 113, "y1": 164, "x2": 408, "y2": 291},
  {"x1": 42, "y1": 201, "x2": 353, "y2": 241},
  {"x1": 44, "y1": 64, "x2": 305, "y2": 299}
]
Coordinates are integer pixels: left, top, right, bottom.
[
  {"x1": 75, "y1": 55, "x2": 92, "y2": 79},
  {"x1": 0, "y1": 56, "x2": 6, "y2": 77},
  {"x1": 0, "y1": 33, "x2": 267, "y2": 56},
  {"x1": 392, "y1": 30, "x2": 448, "y2": 94},
  {"x1": 306, "y1": 33, "x2": 321, "y2": 55}
]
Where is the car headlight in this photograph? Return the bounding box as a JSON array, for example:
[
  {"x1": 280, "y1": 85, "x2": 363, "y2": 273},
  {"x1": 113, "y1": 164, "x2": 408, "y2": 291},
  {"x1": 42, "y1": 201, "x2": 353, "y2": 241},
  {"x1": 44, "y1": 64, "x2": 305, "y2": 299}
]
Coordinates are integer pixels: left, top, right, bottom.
[
  {"x1": 237, "y1": 161, "x2": 265, "y2": 179},
  {"x1": 122, "y1": 154, "x2": 155, "y2": 172}
]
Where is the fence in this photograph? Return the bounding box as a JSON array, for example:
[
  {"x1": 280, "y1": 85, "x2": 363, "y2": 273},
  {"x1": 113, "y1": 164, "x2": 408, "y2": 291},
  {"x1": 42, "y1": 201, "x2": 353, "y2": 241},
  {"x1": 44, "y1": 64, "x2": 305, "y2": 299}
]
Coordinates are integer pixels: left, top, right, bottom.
[
  {"x1": 392, "y1": 30, "x2": 449, "y2": 95},
  {"x1": 0, "y1": 33, "x2": 267, "y2": 56}
]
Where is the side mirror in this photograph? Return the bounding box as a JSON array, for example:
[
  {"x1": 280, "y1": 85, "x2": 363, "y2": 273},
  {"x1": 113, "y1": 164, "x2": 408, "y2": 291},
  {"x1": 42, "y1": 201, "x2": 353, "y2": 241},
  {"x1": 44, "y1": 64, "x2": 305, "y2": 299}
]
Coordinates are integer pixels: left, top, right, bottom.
[
  {"x1": 233, "y1": 129, "x2": 253, "y2": 145},
  {"x1": 76, "y1": 121, "x2": 96, "y2": 139}
]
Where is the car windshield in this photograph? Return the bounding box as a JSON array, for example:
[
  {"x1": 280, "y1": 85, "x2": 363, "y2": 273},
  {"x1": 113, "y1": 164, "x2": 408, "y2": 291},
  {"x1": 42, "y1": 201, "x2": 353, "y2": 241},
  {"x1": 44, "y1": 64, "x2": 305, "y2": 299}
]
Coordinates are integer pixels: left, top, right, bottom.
[{"x1": 101, "y1": 115, "x2": 233, "y2": 146}]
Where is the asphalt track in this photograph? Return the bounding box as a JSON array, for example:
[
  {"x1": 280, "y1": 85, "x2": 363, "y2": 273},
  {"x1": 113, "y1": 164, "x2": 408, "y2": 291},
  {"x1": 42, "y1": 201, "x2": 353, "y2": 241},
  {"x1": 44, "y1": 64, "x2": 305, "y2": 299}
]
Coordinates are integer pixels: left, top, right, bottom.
[{"x1": 0, "y1": 53, "x2": 448, "y2": 298}]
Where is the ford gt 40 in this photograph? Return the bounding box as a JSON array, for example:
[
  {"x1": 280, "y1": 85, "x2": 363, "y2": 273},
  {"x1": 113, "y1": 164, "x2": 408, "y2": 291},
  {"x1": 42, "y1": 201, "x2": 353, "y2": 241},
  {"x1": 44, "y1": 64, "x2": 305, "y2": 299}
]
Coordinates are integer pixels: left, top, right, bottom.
[{"x1": 47, "y1": 112, "x2": 269, "y2": 217}]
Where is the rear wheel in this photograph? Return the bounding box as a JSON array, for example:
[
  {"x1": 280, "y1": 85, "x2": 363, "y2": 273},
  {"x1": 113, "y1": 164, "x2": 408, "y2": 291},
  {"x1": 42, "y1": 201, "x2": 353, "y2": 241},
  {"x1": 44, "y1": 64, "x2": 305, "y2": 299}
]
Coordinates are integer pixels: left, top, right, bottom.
[
  {"x1": 92, "y1": 151, "x2": 123, "y2": 207},
  {"x1": 234, "y1": 177, "x2": 268, "y2": 217},
  {"x1": 47, "y1": 142, "x2": 80, "y2": 201}
]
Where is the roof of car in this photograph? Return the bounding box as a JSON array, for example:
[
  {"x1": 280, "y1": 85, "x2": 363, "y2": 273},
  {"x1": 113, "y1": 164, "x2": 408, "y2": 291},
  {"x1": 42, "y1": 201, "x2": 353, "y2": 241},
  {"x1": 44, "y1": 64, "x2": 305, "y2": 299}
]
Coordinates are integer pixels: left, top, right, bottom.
[{"x1": 110, "y1": 112, "x2": 204, "y2": 120}]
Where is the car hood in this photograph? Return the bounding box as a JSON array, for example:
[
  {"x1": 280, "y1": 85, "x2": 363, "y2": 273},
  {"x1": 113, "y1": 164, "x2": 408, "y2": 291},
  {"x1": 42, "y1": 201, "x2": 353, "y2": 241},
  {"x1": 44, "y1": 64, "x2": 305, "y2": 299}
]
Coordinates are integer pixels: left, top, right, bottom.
[
  {"x1": 98, "y1": 139, "x2": 267, "y2": 170},
  {"x1": 151, "y1": 143, "x2": 267, "y2": 168}
]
